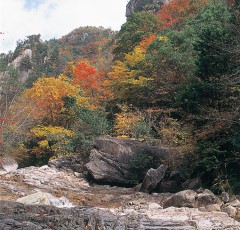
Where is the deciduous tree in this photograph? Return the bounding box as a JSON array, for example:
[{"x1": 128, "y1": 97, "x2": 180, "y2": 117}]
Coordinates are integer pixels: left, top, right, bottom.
[{"x1": 20, "y1": 75, "x2": 89, "y2": 124}]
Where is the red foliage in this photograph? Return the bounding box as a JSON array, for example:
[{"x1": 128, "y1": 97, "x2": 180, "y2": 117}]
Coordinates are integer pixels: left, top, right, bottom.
[
  {"x1": 73, "y1": 61, "x2": 102, "y2": 93},
  {"x1": 157, "y1": 0, "x2": 206, "y2": 29},
  {"x1": 72, "y1": 61, "x2": 109, "y2": 104}
]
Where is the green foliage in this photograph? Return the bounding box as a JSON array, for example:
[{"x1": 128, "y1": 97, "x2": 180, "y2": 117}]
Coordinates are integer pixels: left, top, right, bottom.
[
  {"x1": 193, "y1": 0, "x2": 233, "y2": 79},
  {"x1": 114, "y1": 12, "x2": 161, "y2": 60},
  {"x1": 58, "y1": 26, "x2": 116, "y2": 70},
  {"x1": 176, "y1": 78, "x2": 211, "y2": 113},
  {"x1": 72, "y1": 107, "x2": 110, "y2": 156},
  {"x1": 0, "y1": 53, "x2": 8, "y2": 71},
  {"x1": 0, "y1": 65, "x2": 25, "y2": 110},
  {"x1": 133, "y1": 119, "x2": 152, "y2": 139},
  {"x1": 148, "y1": 26, "x2": 197, "y2": 77},
  {"x1": 20, "y1": 55, "x2": 32, "y2": 71},
  {"x1": 145, "y1": 0, "x2": 240, "y2": 193},
  {"x1": 12, "y1": 39, "x2": 25, "y2": 60},
  {"x1": 129, "y1": 151, "x2": 154, "y2": 177}
]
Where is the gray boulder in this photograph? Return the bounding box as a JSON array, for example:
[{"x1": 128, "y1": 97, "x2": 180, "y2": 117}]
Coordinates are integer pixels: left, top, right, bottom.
[
  {"x1": 140, "y1": 164, "x2": 168, "y2": 193},
  {"x1": 196, "y1": 189, "x2": 223, "y2": 207},
  {"x1": 163, "y1": 189, "x2": 197, "y2": 208},
  {"x1": 223, "y1": 205, "x2": 237, "y2": 218},
  {"x1": 227, "y1": 199, "x2": 240, "y2": 208},
  {"x1": 85, "y1": 137, "x2": 169, "y2": 185},
  {"x1": 164, "y1": 189, "x2": 224, "y2": 210}
]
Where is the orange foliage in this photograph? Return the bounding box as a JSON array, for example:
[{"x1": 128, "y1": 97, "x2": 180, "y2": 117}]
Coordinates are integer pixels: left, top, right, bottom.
[
  {"x1": 137, "y1": 34, "x2": 157, "y2": 51},
  {"x1": 157, "y1": 0, "x2": 206, "y2": 29},
  {"x1": 72, "y1": 61, "x2": 110, "y2": 105}
]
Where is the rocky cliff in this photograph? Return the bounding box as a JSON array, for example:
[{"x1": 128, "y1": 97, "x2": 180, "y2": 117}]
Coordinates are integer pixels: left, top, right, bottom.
[{"x1": 126, "y1": 0, "x2": 169, "y2": 17}]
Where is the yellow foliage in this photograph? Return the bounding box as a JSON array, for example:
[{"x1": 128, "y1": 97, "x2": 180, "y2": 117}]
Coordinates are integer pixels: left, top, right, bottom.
[
  {"x1": 157, "y1": 36, "x2": 168, "y2": 42},
  {"x1": 125, "y1": 47, "x2": 145, "y2": 67},
  {"x1": 29, "y1": 125, "x2": 74, "y2": 157},
  {"x1": 159, "y1": 117, "x2": 194, "y2": 152},
  {"x1": 38, "y1": 140, "x2": 49, "y2": 148},
  {"x1": 105, "y1": 46, "x2": 152, "y2": 100},
  {"x1": 22, "y1": 75, "x2": 91, "y2": 121},
  {"x1": 114, "y1": 105, "x2": 143, "y2": 138},
  {"x1": 30, "y1": 125, "x2": 74, "y2": 138}
]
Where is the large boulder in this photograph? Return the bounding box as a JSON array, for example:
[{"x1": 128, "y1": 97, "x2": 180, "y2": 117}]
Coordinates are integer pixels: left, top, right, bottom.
[
  {"x1": 164, "y1": 189, "x2": 224, "y2": 210},
  {"x1": 164, "y1": 190, "x2": 198, "y2": 208},
  {"x1": 140, "y1": 164, "x2": 168, "y2": 193},
  {"x1": 85, "y1": 137, "x2": 169, "y2": 185}
]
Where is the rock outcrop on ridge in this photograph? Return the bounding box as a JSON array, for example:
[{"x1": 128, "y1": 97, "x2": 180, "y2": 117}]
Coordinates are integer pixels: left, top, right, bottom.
[{"x1": 126, "y1": 0, "x2": 169, "y2": 17}]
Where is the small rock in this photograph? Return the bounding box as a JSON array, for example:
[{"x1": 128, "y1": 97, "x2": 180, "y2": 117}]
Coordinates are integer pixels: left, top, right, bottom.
[
  {"x1": 17, "y1": 191, "x2": 52, "y2": 205},
  {"x1": 226, "y1": 199, "x2": 240, "y2": 208},
  {"x1": 49, "y1": 155, "x2": 84, "y2": 173},
  {"x1": 16, "y1": 191, "x2": 74, "y2": 208},
  {"x1": 198, "y1": 207, "x2": 207, "y2": 212},
  {"x1": 170, "y1": 171, "x2": 180, "y2": 179},
  {"x1": 140, "y1": 164, "x2": 168, "y2": 193},
  {"x1": 196, "y1": 191, "x2": 222, "y2": 207},
  {"x1": 152, "y1": 193, "x2": 159, "y2": 196},
  {"x1": 40, "y1": 165, "x2": 49, "y2": 170},
  {"x1": 182, "y1": 178, "x2": 202, "y2": 190},
  {"x1": 148, "y1": 202, "x2": 162, "y2": 211},
  {"x1": 220, "y1": 192, "x2": 230, "y2": 203},
  {"x1": 206, "y1": 204, "x2": 221, "y2": 212},
  {"x1": 134, "y1": 183, "x2": 142, "y2": 192},
  {"x1": 236, "y1": 207, "x2": 240, "y2": 218},
  {"x1": 158, "y1": 180, "x2": 181, "y2": 193},
  {"x1": 223, "y1": 205, "x2": 237, "y2": 218},
  {"x1": 203, "y1": 189, "x2": 214, "y2": 195},
  {"x1": 74, "y1": 172, "x2": 82, "y2": 177},
  {"x1": 196, "y1": 187, "x2": 205, "y2": 193}
]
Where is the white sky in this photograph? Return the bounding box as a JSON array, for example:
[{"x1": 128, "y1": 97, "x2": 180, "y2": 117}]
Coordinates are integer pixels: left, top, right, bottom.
[{"x1": 0, "y1": 0, "x2": 127, "y2": 54}]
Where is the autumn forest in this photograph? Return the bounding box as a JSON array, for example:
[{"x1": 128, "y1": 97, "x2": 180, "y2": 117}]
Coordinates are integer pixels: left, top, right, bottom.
[{"x1": 0, "y1": 0, "x2": 240, "y2": 193}]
